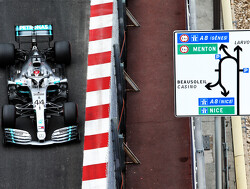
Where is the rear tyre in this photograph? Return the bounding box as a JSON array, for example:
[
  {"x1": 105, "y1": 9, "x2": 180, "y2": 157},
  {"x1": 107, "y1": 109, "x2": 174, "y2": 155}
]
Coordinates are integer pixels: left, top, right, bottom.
[
  {"x1": 54, "y1": 41, "x2": 71, "y2": 65},
  {"x1": 0, "y1": 43, "x2": 15, "y2": 67},
  {"x1": 2, "y1": 105, "x2": 16, "y2": 129},
  {"x1": 63, "y1": 102, "x2": 78, "y2": 126}
]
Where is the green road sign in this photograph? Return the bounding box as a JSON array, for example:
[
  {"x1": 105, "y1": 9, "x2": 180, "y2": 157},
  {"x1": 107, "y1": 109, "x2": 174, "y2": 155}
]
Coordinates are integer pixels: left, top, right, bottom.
[
  {"x1": 178, "y1": 44, "x2": 218, "y2": 55},
  {"x1": 199, "y1": 106, "x2": 235, "y2": 115}
]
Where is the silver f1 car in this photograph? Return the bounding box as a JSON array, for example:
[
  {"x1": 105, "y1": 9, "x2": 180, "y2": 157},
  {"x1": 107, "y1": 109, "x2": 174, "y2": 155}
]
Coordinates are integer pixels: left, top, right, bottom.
[{"x1": 0, "y1": 25, "x2": 79, "y2": 145}]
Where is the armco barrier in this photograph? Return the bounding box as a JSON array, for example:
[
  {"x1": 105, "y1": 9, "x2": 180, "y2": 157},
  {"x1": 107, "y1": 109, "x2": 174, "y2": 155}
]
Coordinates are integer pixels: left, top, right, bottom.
[
  {"x1": 111, "y1": 118, "x2": 125, "y2": 189},
  {"x1": 114, "y1": 44, "x2": 126, "y2": 134},
  {"x1": 118, "y1": 0, "x2": 127, "y2": 63},
  {"x1": 111, "y1": 0, "x2": 126, "y2": 188}
]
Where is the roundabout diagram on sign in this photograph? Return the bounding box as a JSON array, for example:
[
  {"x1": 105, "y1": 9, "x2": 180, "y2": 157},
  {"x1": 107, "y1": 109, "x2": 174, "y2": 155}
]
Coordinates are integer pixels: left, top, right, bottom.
[{"x1": 205, "y1": 44, "x2": 243, "y2": 114}]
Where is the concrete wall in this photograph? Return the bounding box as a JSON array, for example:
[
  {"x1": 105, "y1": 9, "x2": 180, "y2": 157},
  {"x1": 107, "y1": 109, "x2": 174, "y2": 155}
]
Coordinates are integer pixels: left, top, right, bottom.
[{"x1": 196, "y1": 0, "x2": 213, "y2": 30}]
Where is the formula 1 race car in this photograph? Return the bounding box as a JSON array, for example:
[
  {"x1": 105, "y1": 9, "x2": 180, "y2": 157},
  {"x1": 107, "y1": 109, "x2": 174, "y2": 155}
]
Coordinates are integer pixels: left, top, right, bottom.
[{"x1": 0, "y1": 25, "x2": 79, "y2": 145}]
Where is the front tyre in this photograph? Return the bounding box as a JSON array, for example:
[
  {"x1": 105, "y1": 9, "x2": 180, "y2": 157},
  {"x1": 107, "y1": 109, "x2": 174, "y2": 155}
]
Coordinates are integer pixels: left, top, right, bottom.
[
  {"x1": 0, "y1": 43, "x2": 15, "y2": 67},
  {"x1": 2, "y1": 105, "x2": 16, "y2": 129},
  {"x1": 54, "y1": 41, "x2": 71, "y2": 65},
  {"x1": 63, "y1": 102, "x2": 78, "y2": 126}
]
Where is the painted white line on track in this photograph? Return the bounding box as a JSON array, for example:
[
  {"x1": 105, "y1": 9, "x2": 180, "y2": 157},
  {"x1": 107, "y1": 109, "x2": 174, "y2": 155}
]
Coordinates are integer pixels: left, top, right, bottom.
[
  {"x1": 87, "y1": 63, "x2": 111, "y2": 80},
  {"x1": 88, "y1": 38, "x2": 112, "y2": 55},
  {"x1": 83, "y1": 147, "x2": 109, "y2": 166},
  {"x1": 86, "y1": 89, "x2": 111, "y2": 108},
  {"x1": 90, "y1": 0, "x2": 113, "y2": 6},
  {"x1": 82, "y1": 178, "x2": 108, "y2": 188},
  {"x1": 84, "y1": 118, "x2": 110, "y2": 136},
  {"x1": 89, "y1": 14, "x2": 113, "y2": 30}
]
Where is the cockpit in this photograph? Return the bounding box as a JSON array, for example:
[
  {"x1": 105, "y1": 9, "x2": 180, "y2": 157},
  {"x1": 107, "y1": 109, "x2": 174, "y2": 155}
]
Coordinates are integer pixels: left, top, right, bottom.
[{"x1": 31, "y1": 57, "x2": 43, "y2": 77}]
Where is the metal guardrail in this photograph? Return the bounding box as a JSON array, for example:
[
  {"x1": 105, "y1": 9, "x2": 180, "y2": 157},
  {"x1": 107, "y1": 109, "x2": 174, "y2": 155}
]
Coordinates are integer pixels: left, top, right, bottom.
[
  {"x1": 111, "y1": 119, "x2": 125, "y2": 189},
  {"x1": 113, "y1": 44, "x2": 125, "y2": 134},
  {"x1": 114, "y1": 1, "x2": 141, "y2": 188},
  {"x1": 112, "y1": 0, "x2": 127, "y2": 188},
  {"x1": 118, "y1": 0, "x2": 127, "y2": 63},
  {"x1": 186, "y1": 0, "x2": 191, "y2": 30}
]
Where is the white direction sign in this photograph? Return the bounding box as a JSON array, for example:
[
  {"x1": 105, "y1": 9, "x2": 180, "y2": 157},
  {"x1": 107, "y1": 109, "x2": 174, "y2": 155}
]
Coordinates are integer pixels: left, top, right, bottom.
[{"x1": 174, "y1": 30, "x2": 250, "y2": 116}]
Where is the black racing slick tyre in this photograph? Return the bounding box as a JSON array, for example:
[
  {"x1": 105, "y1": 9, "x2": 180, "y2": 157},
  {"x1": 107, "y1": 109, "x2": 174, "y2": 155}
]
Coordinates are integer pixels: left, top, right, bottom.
[
  {"x1": 54, "y1": 41, "x2": 71, "y2": 65},
  {"x1": 63, "y1": 102, "x2": 78, "y2": 126},
  {"x1": 0, "y1": 43, "x2": 15, "y2": 67},
  {"x1": 2, "y1": 105, "x2": 16, "y2": 129}
]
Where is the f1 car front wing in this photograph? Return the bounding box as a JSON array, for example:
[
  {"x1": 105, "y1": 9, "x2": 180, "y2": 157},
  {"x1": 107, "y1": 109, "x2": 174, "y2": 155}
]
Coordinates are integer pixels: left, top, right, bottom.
[{"x1": 3, "y1": 126, "x2": 79, "y2": 145}]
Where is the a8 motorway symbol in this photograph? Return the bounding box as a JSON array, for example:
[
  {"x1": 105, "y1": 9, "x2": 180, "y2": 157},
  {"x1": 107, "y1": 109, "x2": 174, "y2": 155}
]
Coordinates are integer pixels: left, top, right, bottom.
[
  {"x1": 180, "y1": 34, "x2": 189, "y2": 42},
  {"x1": 180, "y1": 45, "x2": 189, "y2": 53}
]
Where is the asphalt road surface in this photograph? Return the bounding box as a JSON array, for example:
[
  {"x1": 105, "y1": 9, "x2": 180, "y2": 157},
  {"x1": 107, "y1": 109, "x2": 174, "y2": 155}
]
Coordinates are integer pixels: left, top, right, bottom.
[{"x1": 0, "y1": 1, "x2": 89, "y2": 188}]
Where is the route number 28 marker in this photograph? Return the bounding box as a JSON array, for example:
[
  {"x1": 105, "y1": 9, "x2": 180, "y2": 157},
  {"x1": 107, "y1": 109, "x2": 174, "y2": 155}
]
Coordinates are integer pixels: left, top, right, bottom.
[
  {"x1": 180, "y1": 45, "x2": 189, "y2": 53},
  {"x1": 180, "y1": 34, "x2": 189, "y2": 42}
]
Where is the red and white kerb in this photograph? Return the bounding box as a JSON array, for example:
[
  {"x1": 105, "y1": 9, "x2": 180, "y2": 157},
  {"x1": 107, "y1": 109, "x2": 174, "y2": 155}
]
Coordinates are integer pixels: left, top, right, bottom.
[{"x1": 82, "y1": 0, "x2": 113, "y2": 188}]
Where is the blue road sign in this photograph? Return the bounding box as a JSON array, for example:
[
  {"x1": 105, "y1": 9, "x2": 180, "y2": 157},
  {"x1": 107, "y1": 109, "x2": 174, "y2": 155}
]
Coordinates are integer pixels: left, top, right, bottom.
[
  {"x1": 243, "y1": 68, "x2": 249, "y2": 73},
  {"x1": 215, "y1": 54, "x2": 221, "y2": 60},
  {"x1": 200, "y1": 108, "x2": 208, "y2": 114},
  {"x1": 177, "y1": 32, "x2": 229, "y2": 44},
  {"x1": 198, "y1": 97, "x2": 234, "y2": 106}
]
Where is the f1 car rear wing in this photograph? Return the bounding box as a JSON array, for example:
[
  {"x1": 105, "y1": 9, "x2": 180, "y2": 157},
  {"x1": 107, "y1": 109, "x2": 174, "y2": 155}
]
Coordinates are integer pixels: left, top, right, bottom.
[{"x1": 15, "y1": 24, "x2": 53, "y2": 44}]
